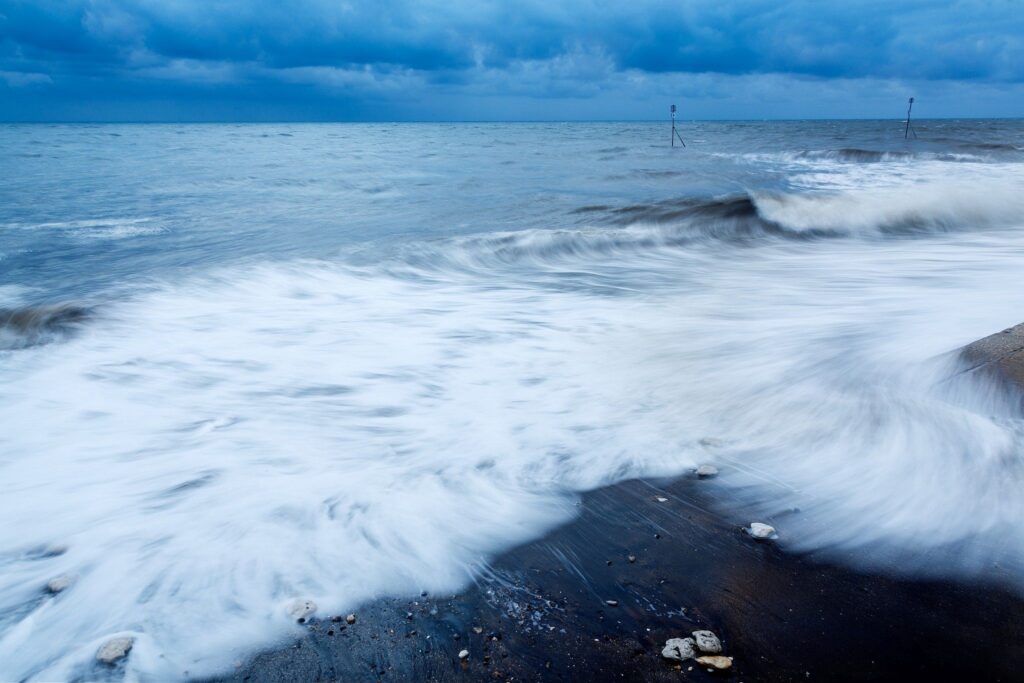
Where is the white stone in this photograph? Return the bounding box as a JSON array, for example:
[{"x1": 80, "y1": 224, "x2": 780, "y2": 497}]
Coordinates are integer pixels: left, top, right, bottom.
[
  {"x1": 458, "y1": 649, "x2": 469, "y2": 660},
  {"x1": 696, "y1": 465, "x2": 718, "y2": 478},
  {"x1": 748, "y1": 522, "x2": 777, "y2": 539},
  {"x1": 46, "y1": 574, "x2": 74, "y2": 594},
  {"x1": 661, "y1": 637, "x2": 696, "y2": 661},
  {"x1": 692, "y1": 630, "x2": 722, "y2": 654},
  {"x1": 696, "y1": 655, "x2": 732, "y2": 670},
  {"x1": 96, "y1": 637, "x2": 133, "y2": 664},
  {"x1": 286, "y1": 598, "x2": 317, "y2": 620}
]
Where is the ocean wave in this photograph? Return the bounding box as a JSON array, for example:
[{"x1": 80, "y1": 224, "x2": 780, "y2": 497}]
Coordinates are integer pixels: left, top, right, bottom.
[
  {"x1": 2, "y1": 242, "x2": 1023, "y2": 681},
  {"x1": 796, "y1": 148, "x2": 916, "y2": 163},
  {"x1": 418, "y1": 180, "x2": 1024, "y2": 272},
  {"x1": 2, "y1": 218, "x2": 164, "y2": 240}
]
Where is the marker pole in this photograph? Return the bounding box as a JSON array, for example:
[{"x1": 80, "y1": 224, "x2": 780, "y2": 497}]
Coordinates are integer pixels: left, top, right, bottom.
[{"x1": 671, "y1": 104, "x2": 685, "y2": 147}]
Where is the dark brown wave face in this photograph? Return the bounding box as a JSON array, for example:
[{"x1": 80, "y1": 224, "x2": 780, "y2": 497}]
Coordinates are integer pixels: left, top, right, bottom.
[
  {"x1": 797, "y1": 148, "x2": 915, "y2": 162},
  {"x1": 0, "y1": 305, "x2": 90, "y2": 350}
]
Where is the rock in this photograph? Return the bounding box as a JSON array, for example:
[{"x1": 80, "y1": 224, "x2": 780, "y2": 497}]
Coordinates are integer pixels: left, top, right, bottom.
[
  {"x1": 345, "y1": 613, "x2": 356, "y2": 624},
  {"x1": 696, "y1": 464, "x2": 719, "y2": 478},
  {"x1": 692, "y1": 630, "x2": 722, "y2": 654},
  {"x1": 627, "y1": 555, "x2": 636, "y2": 563},
  {"x1": 699, "y1": 437, "x2": 724, "y2": 448},
  {"x1": 96, "y1": 636, "x2": 134, "y2": 665},
  {"x1": 696, "y1": 655, "x2": 732, "y2": 670},
  {"x1": 458, "y1": 649, "x2": 470, "y2": 660},
  {"x1": 661, "y1": 637, "x2": 697, "y2": 661},
  {"x1": 473, "y1": 626, "x2": 483, "y2": 634},
  {"x1": 286, "y1": 599, "x2": 317, "y2": 621},
  {"x1": 46, "y1": 574, "x2": 74, "y2": 594},
  {"x1": 748, "y1": 522, "x2": 777, "y2": 539},
  {"x1": 605, "y1": 599, "x2": 619, "y2": 607},
  {"x1": 655, "y1": 496, "x2": 668, "y2": 503}
]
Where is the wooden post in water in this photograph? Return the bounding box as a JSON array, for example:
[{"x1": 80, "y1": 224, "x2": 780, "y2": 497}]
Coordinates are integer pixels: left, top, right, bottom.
[
  {"x1": 904, "y1": 97, "x2": 917, "y2": 139},
  {"x1": 671, "y1": 104, "x2": 685, "y2": 147}
]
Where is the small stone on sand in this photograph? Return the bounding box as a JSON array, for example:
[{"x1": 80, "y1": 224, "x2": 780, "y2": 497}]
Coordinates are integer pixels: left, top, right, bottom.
[
  {"x1": 655, "y1": 496, "x2": 668, "y2": 503},
  {"x1": 458, "y1": 649, "x2": 470, "y2": 660},
  {"x1": 286, "y1": 599, "x2": 317, "y2": 621},
  {"x1": 473, "y1": 626, "x2": 483, "y2": 634},
  {"x1": 661, "y1": 637, "x2": 696, "y2": 661},
  {"x1": 696, "y1": 655, "x2": 732, "y2": 670},
  {"x1": 748, "y1": 522, "x2": 777, "y2": 539},
  {"x1": 96, "y1": 636, "x2": 134, "y2": 664},
  {"x1": 46, "y1": 574, "x2": 74, "y2": 594},
  {"x1": 692, "y1": 630, "x2": 722, "y2": 653},
  {"x1": 696, "y1": 464, "x2": 719, "y2": 478},
  {"x1": 346, "y1": 614, "x2": 356, "y2": 624},
  {"x1": 605, "y1": 599, "x2": 619, "y2": 607}
]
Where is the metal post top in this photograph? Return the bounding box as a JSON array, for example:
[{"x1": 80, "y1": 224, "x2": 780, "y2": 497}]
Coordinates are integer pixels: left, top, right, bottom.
[{"x1": 670, "y1": 104, "x2": 676, "y2": 113}]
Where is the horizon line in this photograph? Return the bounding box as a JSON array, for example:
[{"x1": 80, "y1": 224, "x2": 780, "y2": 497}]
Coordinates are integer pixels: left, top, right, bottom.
[{"x1": 2, "y1": 116, "x2": 1023, "y2": 125}]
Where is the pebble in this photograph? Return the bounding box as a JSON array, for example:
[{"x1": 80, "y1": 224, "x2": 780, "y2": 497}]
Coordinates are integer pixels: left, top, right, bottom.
[
  {"x1": 628, "y1": 555, "x2": 636, "y2": 563},
  {"x1": 661, "y1": 637, "x2": 696, "y2": 661},
  {"x1": 692, "y1": 630, "x2": 722, "y2": 654},
  {"x1": 345, "y1": 614, "x2": 356, "y2": 624},
  {"x1": 96, "y1": 636, "x2": 134, "y2": 665},
  {"x1": 473, "y1": 626, "x2": 484, "y2": 634},
  {"x1": 655, "y1": 496, "x2": 668, "y2": 503},
  {"x1": 458, "y1": 649, "x2": 470, "y2": 660},
  {"x1": 286, "y1": 599, "x2": 317, "y2": 621},
  {"x1": 696, "y1": 655, "x2": 732, "y2": 670},
  {"x1": 46, "y1": 574, "x2": 74, "y2": 594},
  {"x1": 748, "y1": 522, "x2": 777, "y2": 539},
  {"x1": 696, "y1": 464, "x2": 719, "y2": 478},
  {"x1": 605, "y1": 600, "x2": 619, "y2": 607}
]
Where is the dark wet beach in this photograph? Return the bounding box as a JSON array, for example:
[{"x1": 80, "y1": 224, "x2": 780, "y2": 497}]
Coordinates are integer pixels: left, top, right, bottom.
[{"x1": 218, "y1": 475, "x2": 1024, "y2": 682}]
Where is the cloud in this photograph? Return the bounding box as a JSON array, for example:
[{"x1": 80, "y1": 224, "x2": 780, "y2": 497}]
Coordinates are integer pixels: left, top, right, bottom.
[
  {"x1": 1, "y1": 0, "x2": 1022, "y2": 120},
  {"x1": 0, "y1": 69, "x2": 52, "y2": 86}
]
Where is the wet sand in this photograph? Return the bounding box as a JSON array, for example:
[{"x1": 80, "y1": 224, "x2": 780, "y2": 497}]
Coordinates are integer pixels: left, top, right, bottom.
[{"x1": 215, "y1": 328, "x2": 1024, "y2": 682}]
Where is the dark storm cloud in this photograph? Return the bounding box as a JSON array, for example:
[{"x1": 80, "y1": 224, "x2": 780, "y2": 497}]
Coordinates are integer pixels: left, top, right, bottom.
[{"x1": 1, "y1": 0, "x2": 1022, "y2": 120}]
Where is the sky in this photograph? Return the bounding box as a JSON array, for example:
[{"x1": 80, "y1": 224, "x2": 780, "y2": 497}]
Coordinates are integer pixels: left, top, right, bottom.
[{"x1": 1, "y1": 0, "x2": 1022, "y2": 121}]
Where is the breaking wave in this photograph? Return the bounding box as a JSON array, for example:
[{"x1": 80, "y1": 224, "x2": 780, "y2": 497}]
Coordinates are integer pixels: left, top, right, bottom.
[
  {"x1": 425, "y1": 179, "x2": 1024, "y2": 272},
  {"x1": 795, "y1": 148, "x2": 916, "y2": 163}
]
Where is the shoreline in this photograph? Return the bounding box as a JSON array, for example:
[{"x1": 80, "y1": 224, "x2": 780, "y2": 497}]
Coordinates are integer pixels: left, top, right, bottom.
[{"x1": 214, "y1": 327, "x2": 1024, "y2": 682}]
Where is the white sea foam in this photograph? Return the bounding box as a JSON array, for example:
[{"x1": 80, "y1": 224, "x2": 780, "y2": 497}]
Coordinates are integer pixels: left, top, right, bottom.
[
  {"x1": 2, "y1": 218, "x2": 164, "y2": 240},
  {"x1": 2, "y1": 165, "x2": 1024, "y2": 680},
  {"x1": 754, "y1": 177, "x2": 1024, "y2": 235}
]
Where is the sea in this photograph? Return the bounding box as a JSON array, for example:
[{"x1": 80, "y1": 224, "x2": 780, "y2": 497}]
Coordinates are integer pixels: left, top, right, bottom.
[{"x1": 1, "y1": 120, "x2": 1023, "y2": 680}]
